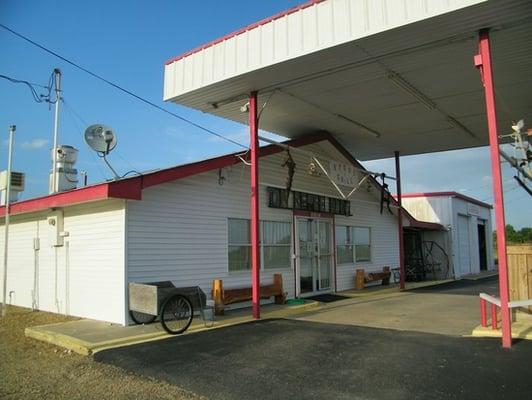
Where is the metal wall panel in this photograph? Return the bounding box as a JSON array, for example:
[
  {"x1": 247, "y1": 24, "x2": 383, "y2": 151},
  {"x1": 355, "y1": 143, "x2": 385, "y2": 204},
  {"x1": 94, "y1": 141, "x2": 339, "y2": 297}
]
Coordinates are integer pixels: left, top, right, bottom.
[{"x1": 164, "y1": 0, "x2": 486, "y2": 101}]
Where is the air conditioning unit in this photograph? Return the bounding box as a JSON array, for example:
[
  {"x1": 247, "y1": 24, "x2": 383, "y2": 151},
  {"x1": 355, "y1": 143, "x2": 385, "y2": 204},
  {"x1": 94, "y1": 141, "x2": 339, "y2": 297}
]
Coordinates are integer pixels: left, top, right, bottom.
[
  {"x1": 0, "y1": 171, "x2": 25, "y2": 191},
  {"x1": 0, "y1": 171, "x2": 25, "y2": 205}
]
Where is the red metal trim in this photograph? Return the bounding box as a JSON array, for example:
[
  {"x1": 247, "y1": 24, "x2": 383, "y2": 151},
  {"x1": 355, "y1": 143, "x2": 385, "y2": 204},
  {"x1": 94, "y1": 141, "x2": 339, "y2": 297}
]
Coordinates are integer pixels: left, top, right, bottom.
[
  {"x1": 165, "y1": 0, "x2": 325, "y2": 66},
  {"x1": 0, "y1": 181, "x2": 142, "y2": 216},
  {"x1": 476, "y1": 29, "x2": 511, "y2": 347},
  {"x1": 332, "y1": 214, "x2": 338, "y2": 292},
  {"x1": 249, "y1": 91, "x2": 261, "y2": 319},
  {"x1": 394, "y1": 151, "x2": 406, "y2": 290},
  {"x1": 398, "y1": 191, "x2": 493, "y2": 210},
  {"x1": 292, "y1": 212, "x2": 297, "y2": 298},
  {"x1": 480, "y1": 298, "x2": 487, "y2": 327},
  {"x1": 292, "y1": 210, "x2": 334, "y2": 219}
]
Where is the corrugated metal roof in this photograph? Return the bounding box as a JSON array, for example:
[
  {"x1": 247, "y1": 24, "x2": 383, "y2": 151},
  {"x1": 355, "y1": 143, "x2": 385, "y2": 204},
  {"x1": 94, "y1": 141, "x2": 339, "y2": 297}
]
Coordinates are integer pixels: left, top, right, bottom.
[{"x1": 163, "y1": 0, "x2": 532, "y2": 160}]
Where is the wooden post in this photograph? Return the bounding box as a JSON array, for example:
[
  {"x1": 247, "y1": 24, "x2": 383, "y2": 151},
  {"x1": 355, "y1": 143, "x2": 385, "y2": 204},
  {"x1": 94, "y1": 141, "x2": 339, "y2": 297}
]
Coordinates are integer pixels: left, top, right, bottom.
[
  {"x1": 212, "y1": 279, "x2": 224, "y2": 316},
  {"x1": 382, "y1": 266, "x2": 391, "y2": 285},
  {"x1": 355, "y1": 269, "x2": 365, "y2": 290},
  {"x1": 273, "y1": 273, "x2": 285, "y2": 304}
]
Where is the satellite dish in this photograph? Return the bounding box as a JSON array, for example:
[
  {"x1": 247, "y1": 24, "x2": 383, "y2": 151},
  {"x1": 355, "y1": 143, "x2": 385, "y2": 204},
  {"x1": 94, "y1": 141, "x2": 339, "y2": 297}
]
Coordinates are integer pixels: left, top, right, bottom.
[
  {"x1": 84, "y1": 124, "x2": 117, "y2": 154},
  {"x1": 84, "y1": 124, "x2": 120, "y2": 180}
]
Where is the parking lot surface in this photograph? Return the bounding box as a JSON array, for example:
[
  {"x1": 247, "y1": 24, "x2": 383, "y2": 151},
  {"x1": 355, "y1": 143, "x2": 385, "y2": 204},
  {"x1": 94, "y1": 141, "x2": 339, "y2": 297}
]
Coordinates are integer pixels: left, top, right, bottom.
[{"x1": 96, "y1": 318, "x2": 532, "y2": 400}]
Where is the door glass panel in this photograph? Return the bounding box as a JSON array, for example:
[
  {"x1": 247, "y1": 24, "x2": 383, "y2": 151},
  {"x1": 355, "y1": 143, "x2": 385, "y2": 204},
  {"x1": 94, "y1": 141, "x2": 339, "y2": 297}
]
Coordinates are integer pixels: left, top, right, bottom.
[
  {"x1": 318, "y1": 221, "x2": 331, "y2": 290},
  {"x1": 298, "y1": 220, "x2": 314, "y2": 293}
]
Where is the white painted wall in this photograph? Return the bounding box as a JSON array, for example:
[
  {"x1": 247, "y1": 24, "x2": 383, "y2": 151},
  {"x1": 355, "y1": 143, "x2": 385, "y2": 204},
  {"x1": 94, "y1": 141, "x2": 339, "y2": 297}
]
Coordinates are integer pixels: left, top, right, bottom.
[
  {"x1": 126, "y1": 141, "x2": 400, "y2": 302},
  {"x1": 451, "y1": 197, "x2": 494, "y2": 278},
  {"x1": 402, "y1": 195, "x2": 494, "y2": 278},
  {"x1": 0, "y1": 200, "x2": 127, "y2": 324}
]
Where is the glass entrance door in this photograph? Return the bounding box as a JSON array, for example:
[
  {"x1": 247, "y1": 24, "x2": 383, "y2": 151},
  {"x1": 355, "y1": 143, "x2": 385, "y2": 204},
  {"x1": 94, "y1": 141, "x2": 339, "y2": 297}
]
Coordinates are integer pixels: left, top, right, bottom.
[{"x1": 297, "y1": 218, "x2": 332, "y2": 295}]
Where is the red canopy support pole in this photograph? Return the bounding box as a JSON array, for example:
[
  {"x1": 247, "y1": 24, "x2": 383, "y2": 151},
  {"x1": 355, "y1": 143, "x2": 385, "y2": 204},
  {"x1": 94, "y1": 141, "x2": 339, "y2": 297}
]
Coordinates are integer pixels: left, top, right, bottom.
[
  {"x1": 474, "y1": 29, "x2": 511, "y2": 348},
  {"x1": 394, "y1": 151, "x2": 405, "y2": 290},
  {"x1": 249, "y1": 91, "x2": 261, "y2": 319}
]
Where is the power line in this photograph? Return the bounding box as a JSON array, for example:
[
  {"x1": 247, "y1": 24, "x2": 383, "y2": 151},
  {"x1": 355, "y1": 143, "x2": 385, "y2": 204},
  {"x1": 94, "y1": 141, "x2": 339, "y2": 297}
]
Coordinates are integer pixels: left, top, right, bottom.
[
  {"x1": 0, "y1": 23, "x2": 248, "y2": 150},
  {"x1": 0, "y1": 73, "x2": 52, "y2": 103}
]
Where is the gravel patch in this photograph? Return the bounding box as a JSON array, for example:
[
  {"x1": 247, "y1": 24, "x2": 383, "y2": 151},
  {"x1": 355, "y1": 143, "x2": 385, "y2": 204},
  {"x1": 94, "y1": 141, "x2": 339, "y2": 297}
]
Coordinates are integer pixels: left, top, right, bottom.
[{"x1": 0, "y1": 306, "x2": 204, "y2": 400}]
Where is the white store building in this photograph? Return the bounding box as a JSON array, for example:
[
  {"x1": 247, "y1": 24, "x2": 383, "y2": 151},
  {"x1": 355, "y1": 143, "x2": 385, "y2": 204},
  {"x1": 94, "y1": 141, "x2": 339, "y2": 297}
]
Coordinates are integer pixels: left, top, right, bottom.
[
  {"x1": 401, "y1": 192, "x2": 495, "y2": 278},
  {"x1": 0, "y1": 134, "x2": 441, "y2": 325}
]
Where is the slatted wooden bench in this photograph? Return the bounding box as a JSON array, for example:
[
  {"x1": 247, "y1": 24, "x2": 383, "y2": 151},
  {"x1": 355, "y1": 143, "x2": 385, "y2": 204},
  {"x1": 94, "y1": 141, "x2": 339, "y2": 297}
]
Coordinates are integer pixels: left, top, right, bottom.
[
  {"x1": 355, "y1": 266, "x2": 391, "y2": 290},
  {"x1": 211, "y1": 273, "x2": 286, "y2": 316}
]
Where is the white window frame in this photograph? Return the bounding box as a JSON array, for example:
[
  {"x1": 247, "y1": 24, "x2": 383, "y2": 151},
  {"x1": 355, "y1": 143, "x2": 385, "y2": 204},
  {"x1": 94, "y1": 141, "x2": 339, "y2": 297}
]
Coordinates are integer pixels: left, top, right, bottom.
[
  {"x1": 335, "y1": 225, "x2": 372, "y2": 264},
  {"x1": 227, "y1": 218, "x2": 252, "y2": 273},
  {"x1": 227, "y1": 218, "x2": 292, "y2": 273}
]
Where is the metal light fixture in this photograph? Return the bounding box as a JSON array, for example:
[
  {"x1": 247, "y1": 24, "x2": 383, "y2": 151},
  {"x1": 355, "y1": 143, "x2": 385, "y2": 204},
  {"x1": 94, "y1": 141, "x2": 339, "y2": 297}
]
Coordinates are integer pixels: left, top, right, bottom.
[{"x1": 386, "y1": 71, "x2": 436, "y2": 111}]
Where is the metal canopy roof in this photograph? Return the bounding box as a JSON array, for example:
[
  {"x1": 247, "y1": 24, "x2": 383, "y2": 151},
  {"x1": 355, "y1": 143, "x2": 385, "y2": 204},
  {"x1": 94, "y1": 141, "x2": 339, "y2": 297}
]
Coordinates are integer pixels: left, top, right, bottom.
[{"x1": 164, "y1": 0, "x2": 532, "y2": 160}]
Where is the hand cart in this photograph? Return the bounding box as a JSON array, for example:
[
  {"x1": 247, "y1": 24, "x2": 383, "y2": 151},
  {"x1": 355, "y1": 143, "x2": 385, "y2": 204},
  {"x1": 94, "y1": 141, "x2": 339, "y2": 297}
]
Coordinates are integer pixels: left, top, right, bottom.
[{"x1": 128, "y1": 281, "x2": 213, "y2": 334}]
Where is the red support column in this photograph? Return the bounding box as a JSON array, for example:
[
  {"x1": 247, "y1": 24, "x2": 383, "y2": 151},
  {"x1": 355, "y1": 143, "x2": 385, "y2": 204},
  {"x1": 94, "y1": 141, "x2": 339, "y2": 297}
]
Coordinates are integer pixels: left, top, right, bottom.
[
  {"x1": 249, "y1": 91, "x2": 261, "y2": 319},
  {"x1": 474, "y1": 29, "x2": 511, "y2": 347},
  {"x1": 394, "y1": 151, "x2": 405, "y2": 290}
]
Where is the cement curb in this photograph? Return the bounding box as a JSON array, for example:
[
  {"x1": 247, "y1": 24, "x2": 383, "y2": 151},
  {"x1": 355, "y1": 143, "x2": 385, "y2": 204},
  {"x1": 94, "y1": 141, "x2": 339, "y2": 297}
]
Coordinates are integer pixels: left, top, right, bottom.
[
  {"x1": 470, "y1": 324, "x2": 532, "y2": 340},
  {"x1": 25, "y1": 300, "x2": 321, "y2": 355}
]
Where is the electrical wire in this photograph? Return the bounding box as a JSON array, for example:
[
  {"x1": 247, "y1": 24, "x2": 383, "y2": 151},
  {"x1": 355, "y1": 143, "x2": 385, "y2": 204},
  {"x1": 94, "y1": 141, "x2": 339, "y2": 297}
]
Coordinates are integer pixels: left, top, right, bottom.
[
  {"x1": 0, "y1": 23, "x2": 248, "y2": 149},
  {"x1": 0, "y1": 73, "x2": 49, "y2": 102}
]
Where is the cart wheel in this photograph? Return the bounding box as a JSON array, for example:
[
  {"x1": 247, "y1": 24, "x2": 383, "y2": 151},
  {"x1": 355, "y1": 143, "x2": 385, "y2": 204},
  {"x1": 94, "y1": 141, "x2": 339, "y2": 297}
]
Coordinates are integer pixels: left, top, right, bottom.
[
  {"x1": 160, "y1": 295, "x2": 193, "y2": 334},
  {"x1": 129, "y1": 310, "x2": 156, "y2": 325}
]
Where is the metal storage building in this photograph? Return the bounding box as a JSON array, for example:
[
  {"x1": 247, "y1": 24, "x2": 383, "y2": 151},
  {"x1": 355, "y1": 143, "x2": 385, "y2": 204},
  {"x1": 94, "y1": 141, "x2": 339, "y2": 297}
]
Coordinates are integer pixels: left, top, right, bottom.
[{"x1": 402, "y1": 192, "x2": 495, "y2": 278}]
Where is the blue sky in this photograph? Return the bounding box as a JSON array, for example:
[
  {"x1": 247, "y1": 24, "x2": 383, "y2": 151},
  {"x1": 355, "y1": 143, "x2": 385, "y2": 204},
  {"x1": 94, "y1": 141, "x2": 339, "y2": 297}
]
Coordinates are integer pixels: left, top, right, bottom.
[{"x1": 0, "y1": 1, "x2": 529, "y2": 228}]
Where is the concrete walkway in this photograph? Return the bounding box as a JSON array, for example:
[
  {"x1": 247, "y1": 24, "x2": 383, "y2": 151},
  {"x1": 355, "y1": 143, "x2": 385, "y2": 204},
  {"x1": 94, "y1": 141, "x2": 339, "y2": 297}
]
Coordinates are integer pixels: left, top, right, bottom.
[
  {"x1": 25, "y1": 300, "x2": 319, "y2": 355},
  {"x1": 293, "y1": 276, "x2": 499, "y2": 336}
]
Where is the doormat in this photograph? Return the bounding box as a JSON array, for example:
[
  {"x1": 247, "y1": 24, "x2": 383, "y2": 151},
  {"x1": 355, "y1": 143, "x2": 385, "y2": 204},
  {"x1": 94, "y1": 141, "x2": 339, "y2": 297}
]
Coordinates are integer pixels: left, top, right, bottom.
[{"x1": 307, "y1": 294, "x2": 350, "y2": 303}]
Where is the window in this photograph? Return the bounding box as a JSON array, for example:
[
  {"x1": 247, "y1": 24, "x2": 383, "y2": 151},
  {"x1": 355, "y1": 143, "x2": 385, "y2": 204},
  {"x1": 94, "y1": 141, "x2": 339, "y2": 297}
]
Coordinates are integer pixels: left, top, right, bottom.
[
  {"x1": 228, "y1": 219, "x2": 251, "y2": 272},
  {"x1": 228, "y1": 219, "x2": 292, "y2": 272},
  {"x1": 335, "y1": 225, "x2": 372, "y2": 264},
  {"x1": 262, "y1": 221, "x2": 291, "y2": 270},
  {"x1": 335, "y1": 226, "x2": 353, "y2": 264},
  {"x1": 354, "y1": 227, "x2": 371, "y2": 262}
]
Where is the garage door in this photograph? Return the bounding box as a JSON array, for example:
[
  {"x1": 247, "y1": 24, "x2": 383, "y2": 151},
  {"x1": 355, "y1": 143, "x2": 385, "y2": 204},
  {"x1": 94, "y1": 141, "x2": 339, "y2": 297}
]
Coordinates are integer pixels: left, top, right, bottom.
[{"x1": 457, "y1": 215, "x2": 471, "y2": 276}]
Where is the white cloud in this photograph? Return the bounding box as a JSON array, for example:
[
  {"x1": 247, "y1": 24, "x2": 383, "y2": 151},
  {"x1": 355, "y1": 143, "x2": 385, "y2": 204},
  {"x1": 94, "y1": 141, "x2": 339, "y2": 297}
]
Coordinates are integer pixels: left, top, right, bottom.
[{"x1": 20, "y1": 139, "x2": 49, "y2": 150}]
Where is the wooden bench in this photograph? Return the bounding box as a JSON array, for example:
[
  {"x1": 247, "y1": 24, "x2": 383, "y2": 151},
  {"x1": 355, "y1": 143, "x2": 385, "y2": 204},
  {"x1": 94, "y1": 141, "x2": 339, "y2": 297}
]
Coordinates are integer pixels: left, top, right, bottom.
[
  {"x1": 355, "y1": 266, "x2": 391, "y2": 290},
  {"x1": 211, "y1": 273, "x2": 286, "y2": 316}
]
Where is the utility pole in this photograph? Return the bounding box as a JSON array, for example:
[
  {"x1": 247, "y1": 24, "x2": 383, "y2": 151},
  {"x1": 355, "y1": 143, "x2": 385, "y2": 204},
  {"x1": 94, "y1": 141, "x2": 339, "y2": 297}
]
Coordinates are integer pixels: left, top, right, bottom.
[
  {"x1": 2, "y1": 125, "x2": 16, "y2": 317},
  {"x1": 50, "y1": 68, "x2": 61, "y2": 194}
]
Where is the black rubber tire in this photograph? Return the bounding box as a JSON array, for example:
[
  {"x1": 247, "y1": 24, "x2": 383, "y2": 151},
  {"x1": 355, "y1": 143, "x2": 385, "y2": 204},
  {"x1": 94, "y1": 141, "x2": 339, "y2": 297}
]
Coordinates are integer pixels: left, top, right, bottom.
[
  {"x1": 129, "y1": 310, "x2": 156, "y2": 325},
  {"x1": 160, "y1": 294, "x2": 193, "y2": 335}
]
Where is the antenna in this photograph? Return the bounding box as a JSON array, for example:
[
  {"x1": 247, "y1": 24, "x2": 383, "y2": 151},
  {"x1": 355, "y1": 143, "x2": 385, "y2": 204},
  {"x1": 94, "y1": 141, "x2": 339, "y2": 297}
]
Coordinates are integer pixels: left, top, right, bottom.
[{"x1": 84, "y1": 124, "x2": 120, "y2": 179}]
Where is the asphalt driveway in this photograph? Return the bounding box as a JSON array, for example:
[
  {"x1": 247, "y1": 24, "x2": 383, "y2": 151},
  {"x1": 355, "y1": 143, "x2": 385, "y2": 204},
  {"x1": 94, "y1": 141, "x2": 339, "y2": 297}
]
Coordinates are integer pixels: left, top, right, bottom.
[
  {"x1": 295, "y1": 276, "x2": 499, "y2": 336},
  {"x1": 95, "y1": 318, "x2": 532, "y2": 400}
]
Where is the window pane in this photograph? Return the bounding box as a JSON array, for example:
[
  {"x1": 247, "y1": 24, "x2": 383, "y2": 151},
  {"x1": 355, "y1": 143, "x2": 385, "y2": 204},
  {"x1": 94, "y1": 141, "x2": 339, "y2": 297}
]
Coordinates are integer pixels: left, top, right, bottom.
[
  {"x1": 263, "y1": 246, "x2": 291, "y2": 269},
  {"x1": 228, "y1": 245, "x2": 251, "y2": 271},
  {"x1": 335, "y1": 226, "x2": 348, "y2": 245},
  {"x1": 355, "y1": 245, "x2": 371, "y2": 262},
  {"x1": 263, "y1": 221, "x2": 291, "y2": 245},
  {"x1": 336, "y1": 245, "x2": 353, "y2": 264},
  {"x1": 228, "y1": 219, "x2": 250, "y2": 244},
  {"x1": 354, "y1": 227, "x2": 370, "y2": 246}
]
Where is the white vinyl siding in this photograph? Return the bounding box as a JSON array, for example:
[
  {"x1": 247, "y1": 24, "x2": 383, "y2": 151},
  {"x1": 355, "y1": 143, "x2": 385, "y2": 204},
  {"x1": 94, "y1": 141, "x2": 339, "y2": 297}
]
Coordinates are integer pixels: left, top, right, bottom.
[
  {"x1": 126, "y1": 140, "x2": 400, "y2": 300},
  {"x1": 0, "y1": 200, "x2": 127, "y2": 324}
]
